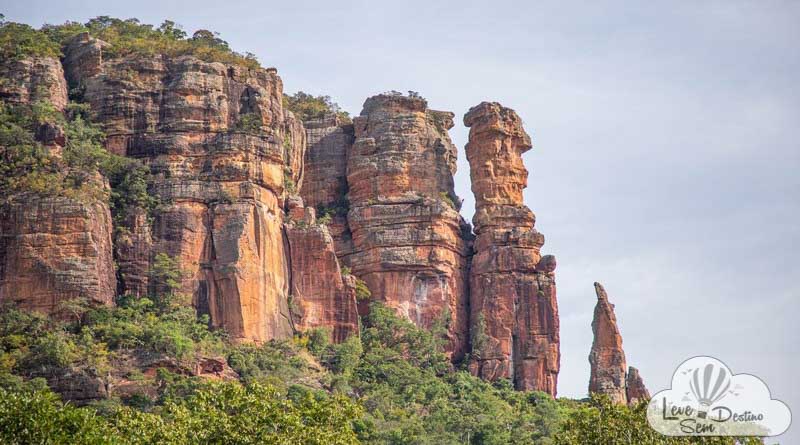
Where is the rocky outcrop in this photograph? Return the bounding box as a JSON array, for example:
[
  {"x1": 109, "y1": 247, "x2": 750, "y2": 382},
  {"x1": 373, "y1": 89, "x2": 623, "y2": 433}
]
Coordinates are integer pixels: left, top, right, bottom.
[
  {"x1": 285, "y1": 199, "x2": 359, "y2": 342},
  {"x1": 345, "y1": 94, "x2": 472, "y2": 358},
  {"x1": 625, "y1": 366, "x2": 650, "y2": 405},
  {"x1": 61, "y1": 36, "x2": 302, "y2": 342},
  {"x1": 0, "y1": 56, "x2": 68, "y2": 111},
  {"x1": 0, "y1": 55, "x2": 116, "y2": 314},
  {"x1": 589, "y1": 282, "x2": 628, "y2": 404},
  {"x1": 465, "y1": 102, "x2": 559, "y2": 395}
]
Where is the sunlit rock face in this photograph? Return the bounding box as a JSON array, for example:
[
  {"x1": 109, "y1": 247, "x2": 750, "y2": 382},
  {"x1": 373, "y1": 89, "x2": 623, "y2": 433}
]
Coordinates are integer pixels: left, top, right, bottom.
[
  {"x1": 0, "y1": 55, "x2": 116, "y2": 313},
  {"x1": 589, "y1": 282, "x2": 628, "y2": 404},
  {"x1": 61, "y1": 35, "x2": 305, "y2": 342},
  {"x1": 344, "y1": 94, "x2": 473, "y2": 359},
  {"x1": 285, "y1": 199, "x2": 359, "y2": 343},
  {"x1": 464, "y1": 102, "x2": 560, "y2": 395}
]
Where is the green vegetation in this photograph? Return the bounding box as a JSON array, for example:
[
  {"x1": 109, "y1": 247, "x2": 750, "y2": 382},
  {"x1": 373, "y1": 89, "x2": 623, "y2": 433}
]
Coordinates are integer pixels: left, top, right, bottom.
[
  {"x1": 0, "y1": 16, "x2": 61, "y2": 60},
  {"x1": 439, "y1": 191, "x2": 457, "y2": 210},
  {"x1": 233, "y1": 112, "x2": 264, "y2": 134},
  {"x1": 553, "y1": 395, "x2": 762, "y2": 445},
  {"x1": 0, "y1": 15, "x2": 260, "y2": 68},
  {"x1": 284, "y1": 91, "x2": 351, "y2": 123},
  {"x1": 0, "y1": 98, "x2": 158, "y2": 227},
  {"x1": 0, "y1": 295, "x2": 764, "y2": 444}
]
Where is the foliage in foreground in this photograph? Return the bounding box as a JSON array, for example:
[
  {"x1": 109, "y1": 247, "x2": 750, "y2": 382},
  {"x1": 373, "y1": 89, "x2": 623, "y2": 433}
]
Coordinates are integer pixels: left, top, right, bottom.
[{"x1": 0, "y1": 296, "x2": 767, "y2": 444}]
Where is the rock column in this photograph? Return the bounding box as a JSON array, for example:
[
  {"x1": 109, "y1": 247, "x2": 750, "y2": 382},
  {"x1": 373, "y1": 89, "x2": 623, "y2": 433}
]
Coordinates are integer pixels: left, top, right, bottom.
[{"x1": 465, "y1": 102, "x2": 560, "y2": 395}]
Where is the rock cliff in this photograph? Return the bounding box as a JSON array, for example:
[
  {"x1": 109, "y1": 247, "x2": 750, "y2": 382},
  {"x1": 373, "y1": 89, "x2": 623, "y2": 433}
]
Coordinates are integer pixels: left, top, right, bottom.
[
  {"x1": 345, "y1": 94, "x2": 473, "y2": 358},
  {"x1": 589, "y1": 282, "x2": 648, "y2": 405},
  {"x1": 1, "y1": 30, "x2": 654, "y2": 398},
  {"x1": 60, "y1": 35, "x2": 303, "y2": 342},
  {"x1": 464, "y1": 102, "x2": 560, "y2": 395},
  {"x1": 285, "y1": 198, "x2": 359, "y2": 342},
  {"x1": 0, "y1": 55, "x2": 116, "y2": 313}
]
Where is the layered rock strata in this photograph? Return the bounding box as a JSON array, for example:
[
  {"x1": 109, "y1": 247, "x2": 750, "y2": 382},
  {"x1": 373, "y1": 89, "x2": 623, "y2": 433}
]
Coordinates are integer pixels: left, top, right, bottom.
[
  {"x1": 465, "y1": 102, "x2": 560, "y2": 395},
  {"x1": 589, "y1": 282, "x2": 648, "y2": 405},
  {"x1": 285, "y1": 198, "x2": 359, "y2": 342},
  {"x1": 299, "y1": 114, "x2": 355, "y2": 257},
  {"x1": 345, "y1": 94, "x2": 472, "y2": 358},
  {"x1": 60, "y1": 36, "x2": 304, "y2": 342},
  {"x1": 0, "y1": 55, "x2": 116, "y2": 313}
]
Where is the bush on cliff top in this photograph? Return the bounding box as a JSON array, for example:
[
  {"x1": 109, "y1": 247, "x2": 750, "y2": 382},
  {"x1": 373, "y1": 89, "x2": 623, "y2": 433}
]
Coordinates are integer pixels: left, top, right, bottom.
[
  {"x1": 0, "y1": 15, "x2": 260, "y2": 69},
  {"x1": 284, "y1": 91, "x2": 352, "y2": 123}
]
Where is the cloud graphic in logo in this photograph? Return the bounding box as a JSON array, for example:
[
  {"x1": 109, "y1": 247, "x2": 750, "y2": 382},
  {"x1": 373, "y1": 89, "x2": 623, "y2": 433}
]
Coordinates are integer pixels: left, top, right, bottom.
[{"x1": 647, "y1": 356, "x2": 791, "y2": 436}]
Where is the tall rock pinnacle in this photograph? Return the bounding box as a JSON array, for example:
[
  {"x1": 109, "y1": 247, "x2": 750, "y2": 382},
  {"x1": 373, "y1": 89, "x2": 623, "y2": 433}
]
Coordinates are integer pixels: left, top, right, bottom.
[
  {"x1": 589, "y1": 282, "x2": 649, "y2": 405},
  {"x1": 465, "y1": 102, "x2": 560, "y2": 395},
  {"x1": 589, "y1": 282, "x2": 628, "y2": 404}
]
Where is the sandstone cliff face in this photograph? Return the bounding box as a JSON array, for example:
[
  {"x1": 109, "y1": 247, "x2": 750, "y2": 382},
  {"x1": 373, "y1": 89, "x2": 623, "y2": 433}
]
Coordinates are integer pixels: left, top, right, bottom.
[
  {"x1": 0, "y1": 56, "x2": 68, "y2": 111},
  {"x1": 0, "y1": 55, "x2": 116, "y2": 313},
  {"x1": 589, "y1": 282, "x2": 628, "y2": 404},
  {"x1": 345, "y1": 94, "x2": 472, "y2": 358},
  {"x1": 0, "y1": 197, "x2": 117, "y2": 312},
  {"x1": 465, "y1": 102, "x2": 559, "y2": 395},
  {"x1": 61, "y1": 36, "x2": 302, "y2": 342},
  {"x1": 299, "y1": 114, "x2": 355, "y2": 257},
  {"x1": 285, "y1": 199, "x2": 359, "y2": 342}
]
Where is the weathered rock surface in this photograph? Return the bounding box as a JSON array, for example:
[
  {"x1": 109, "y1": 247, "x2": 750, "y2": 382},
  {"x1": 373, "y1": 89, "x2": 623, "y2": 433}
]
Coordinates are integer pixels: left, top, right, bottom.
[
  {"x1": 0, "y1": 55, "x2": 115, "y2": 314},
  {"x1": 299, "y1": 114, "x2": 355, "y2": 257},
  {"x1": 345, "y1": 94, "x2": 472, "y2": 359},
  {"x1": 0, "y1": 56, "x2": 68, "y2": 111},
  {"x1": 0, "y1": 197, "x2": 117, "y2": 312},
  {"x1": 589, "y1": 282, "x2": 628, "y2": 404},
  {"x1": 285, "y1": 199, "x2": 359, "y2": 342},
  {"x1": 61, "y1": 36, "x2": 302, "y2": 342},
  {"x1": 465, "y1": 102, "x2": 559, "y2": 395},
  {"x1": 625, "y1": 366, "x2": 650, "y2": 405}
]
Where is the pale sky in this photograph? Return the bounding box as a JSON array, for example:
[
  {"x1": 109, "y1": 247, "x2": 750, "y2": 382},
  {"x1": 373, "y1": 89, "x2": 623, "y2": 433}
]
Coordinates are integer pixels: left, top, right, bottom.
[{"x1": 5, "y1": 1, "x2": 798, "y2": 442}]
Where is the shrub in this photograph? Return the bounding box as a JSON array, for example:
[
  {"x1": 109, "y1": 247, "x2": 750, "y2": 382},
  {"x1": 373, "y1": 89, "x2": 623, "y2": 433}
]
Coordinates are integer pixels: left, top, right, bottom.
[{"x1": 284, "y1": 91, "x2": 351, "y2": 123}]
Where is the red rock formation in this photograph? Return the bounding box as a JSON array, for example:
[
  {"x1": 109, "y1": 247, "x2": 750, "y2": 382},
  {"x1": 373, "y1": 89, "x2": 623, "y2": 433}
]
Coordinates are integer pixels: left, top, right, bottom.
[
  {"x1": 345, "y1": 94, "x2": 472, "y2": 358},
  {"x1": 465, "y1": 102, "x2": 559, "y2": 395},
  {"x1": 625, "y1": 366, "x2": 650, "y2": 405},
  {"x1": 0, "y1": 56, "x2": 68, "y2": 111},
  {"x1": 299, "y1": 114, "x2": 355, "y2": 257},
  {"x1": 589, "y1": 282, "x2": 628, "y2": 404},
  {"x1": 62, "y1": 36, "x2": 302, "y2": 342},
  {"x1": 285, "y1": 199, "x2": 359, "y2": 342},
  {"x1": 0, "y1": 198, "x2": 117, "y2": 312},
  {"x1": 0, "y1": 55, "x2": 116, "y2": 313}
]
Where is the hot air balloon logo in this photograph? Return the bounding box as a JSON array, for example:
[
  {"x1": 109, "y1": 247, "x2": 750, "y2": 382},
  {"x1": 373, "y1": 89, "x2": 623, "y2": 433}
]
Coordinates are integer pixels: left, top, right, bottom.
[{"x1": 688, "y1": 363, "x2": 731, "y2": 419}]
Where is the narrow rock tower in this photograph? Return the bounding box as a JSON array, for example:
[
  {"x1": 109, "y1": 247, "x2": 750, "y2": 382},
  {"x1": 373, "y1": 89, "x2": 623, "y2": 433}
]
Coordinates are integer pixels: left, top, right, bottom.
[
  {"x1": 589, "y1": 282, "x2": 628, "y2": 403},
  {"x1": 465, "y1": 102, "x2": 560, "y2": 395},
  {"x1": 589, "y1": 282, "x2": 649, "y2": 405},
  {"x1": 345, "y1": 94, "x2": 473, "y2": 359}
]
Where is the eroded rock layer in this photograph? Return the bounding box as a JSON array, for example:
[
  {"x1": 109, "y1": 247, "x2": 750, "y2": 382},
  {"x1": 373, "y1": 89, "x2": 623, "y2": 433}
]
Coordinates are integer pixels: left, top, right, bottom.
[
  {"x1": 299, "y1": 114, "x2": 355, "y2": 257},
  {"x1": 589, "y1": 282, "x2": 628, "y2": 404},
  {"x1": 0, "y1": 55, "x2": 116, "y2": 313},
  {"x1": 345, "y1": 94, "x2": 472, "y2": 358},
  {"x1": 465, "y1": 102, "x2": 559, "y2": 395},
  {"x1": 61, "y1": 35, "x2": 304, "y2": 342},
  {"x1": 285, "y1": 198, "x2": 359, "y2": 342}
]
